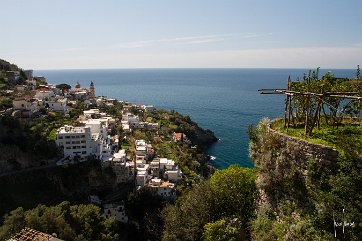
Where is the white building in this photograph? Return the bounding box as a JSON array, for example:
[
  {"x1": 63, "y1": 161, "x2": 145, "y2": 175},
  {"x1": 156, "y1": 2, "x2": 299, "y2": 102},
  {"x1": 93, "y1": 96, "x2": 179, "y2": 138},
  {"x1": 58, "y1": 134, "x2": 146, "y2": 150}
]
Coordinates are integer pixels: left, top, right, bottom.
[
  {"x1": 138, "y1": 122, "x2": 160, "y2": 131},
  {"x1": 135, "y1": 139, "x2": 147, "y2": 161},
  {"x1": 144, "y1": 122, "x2": 160, "y2": 130},
  {"x1": 26, "y1": 79, "x2": 37, "y2": 90},
  {"x1": 83, "y1": 109, "x2": 101, "y2": 119},
  {"x1": 159, "y1": 158, "x2": 177, "y2": 170},
  {"x1": 45, "y1": 98, "x2": 68, "y2": 114},
  {"x1": 55, "y1": 125, "x2": 100, "y2": 159},
  {"x1": 110, "y1": 150, "x2": 133, "y2": 183},
  {"x1": 141, "y1": 105, "x2": 155, "y2": 113},
  {"x1": 122, "y1": 113, "x2": 140, "y2": 128},
  {"x1": 121, "y1": 120, "x2": 130, "y2": 131},
  {"x1": 81, "y1": 119, "x2": 108, "y2": 140},
  {"x1": 149, "y1": 178, "x2": 176, "y2": 200},
  {"x1": 12, "y1": 98, "x2": 39, "y2": 117},
  {"x1": 34, "y1": 90, "x2": 55, "y2": 100},
  {"x1": 136, "y1": 164, "x2": 151, "y2": 187},
  {"x1": 164, "y1": 169, "x2": 183, "y2": 182},
  {"x1": 150, "y1": 158, "x2": 161, "y2": 177},
  {"x1": 103, "y1": 203, "x2": 128, "y2": 223}
]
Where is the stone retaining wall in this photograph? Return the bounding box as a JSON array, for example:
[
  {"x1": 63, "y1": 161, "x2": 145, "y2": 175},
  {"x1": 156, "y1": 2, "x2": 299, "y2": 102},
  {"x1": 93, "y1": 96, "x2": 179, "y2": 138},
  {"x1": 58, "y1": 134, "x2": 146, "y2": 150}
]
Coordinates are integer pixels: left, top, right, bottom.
[{"x1": 267, "y1": 119, "x2": 339, "y2": 164}]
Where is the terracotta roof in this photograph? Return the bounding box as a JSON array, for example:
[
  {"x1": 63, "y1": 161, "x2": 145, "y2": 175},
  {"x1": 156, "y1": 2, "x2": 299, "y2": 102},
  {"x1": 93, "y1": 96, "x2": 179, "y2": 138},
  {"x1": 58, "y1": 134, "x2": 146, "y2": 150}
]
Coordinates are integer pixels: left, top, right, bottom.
[
  {"x1": 160, "y1": 181, "x2": 170, "y2": 187},
  {"x1": 7, "y1": 227, "x2": 63, "y2": 241}
]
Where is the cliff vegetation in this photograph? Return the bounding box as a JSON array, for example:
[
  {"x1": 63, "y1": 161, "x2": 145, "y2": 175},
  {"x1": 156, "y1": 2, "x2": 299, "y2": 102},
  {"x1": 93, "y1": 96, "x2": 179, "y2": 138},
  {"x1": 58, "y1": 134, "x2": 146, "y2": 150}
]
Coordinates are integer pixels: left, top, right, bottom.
[{"x1": 249, "y1": 118, "x2": 361, "y2": 240}]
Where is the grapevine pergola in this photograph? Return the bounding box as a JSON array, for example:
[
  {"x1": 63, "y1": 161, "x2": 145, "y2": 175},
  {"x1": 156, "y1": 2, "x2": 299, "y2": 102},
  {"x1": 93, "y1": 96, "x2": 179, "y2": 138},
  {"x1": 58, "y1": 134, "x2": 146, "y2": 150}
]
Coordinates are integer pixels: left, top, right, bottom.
[{"x1": 259, "y1": 74, "x2": 362, "y2": 136}]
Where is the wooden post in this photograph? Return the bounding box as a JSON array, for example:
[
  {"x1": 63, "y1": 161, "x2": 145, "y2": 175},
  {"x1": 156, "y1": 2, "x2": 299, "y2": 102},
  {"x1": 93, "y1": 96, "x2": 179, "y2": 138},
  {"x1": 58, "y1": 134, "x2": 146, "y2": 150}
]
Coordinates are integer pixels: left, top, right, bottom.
[
  {"x1": 284, "y1": 95, "x2": 289, "y2": 129},
  {"x1": 288, "y1": 94, "x2": 293, "y2": 128},
  {"x1": 309, "y1": 98, "x2": 322, "y2": 135},
  {"x1": 284, "y1": 75, "x2": 292, "y2": 129},
  {"x1": 290, "y1": 96, "x2": 294, "y2": 127},
  {"x1": 305, "y1": 93, "x2": 310, "y2": 136}
]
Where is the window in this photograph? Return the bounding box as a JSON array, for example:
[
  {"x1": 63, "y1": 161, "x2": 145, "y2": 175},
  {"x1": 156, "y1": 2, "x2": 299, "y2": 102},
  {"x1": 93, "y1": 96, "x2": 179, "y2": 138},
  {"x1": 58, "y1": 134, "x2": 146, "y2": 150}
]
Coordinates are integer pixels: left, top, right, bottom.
[
  {"x1": 58, "y1": 136, "x2": 63, "y2": 139},
  {"x1": 82, "y1": 151, "x2": 86, "y2": 154},
  {"x1": 71, "y1": 136, "x2": 75, "y2": 139},
  {"x1": 66, "y1": 147, "x2": 71, "y2": 149},
  {"x1": 72, "y1": 146, "x2": 76, "y2": 149},
  {"x1": 81, "y1": 140, "x2": 86, "y2": 143},
  {"x1": 65, "y1": 136, "x2": 70, "y2": 139},
  {"x1": 81, "y1": 146, "x2": 86, "y2": 148},
  {"x1": 66, "y1": 141, "x2": 71, "y2": 144},
  {"x1": 81, "y1": 135, "x2": 85, "y2": 138}
]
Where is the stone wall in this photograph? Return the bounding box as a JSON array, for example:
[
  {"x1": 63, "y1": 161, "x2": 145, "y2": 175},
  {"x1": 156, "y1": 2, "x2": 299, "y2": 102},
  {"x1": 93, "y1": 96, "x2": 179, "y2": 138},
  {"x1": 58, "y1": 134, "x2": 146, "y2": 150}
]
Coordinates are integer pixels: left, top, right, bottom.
[
  {"x1": 267, "y1": 119, "x2": 339, "y2": 164},
  {"x1": 250, "y1": 119, "x2": 340, "y2": 210}
]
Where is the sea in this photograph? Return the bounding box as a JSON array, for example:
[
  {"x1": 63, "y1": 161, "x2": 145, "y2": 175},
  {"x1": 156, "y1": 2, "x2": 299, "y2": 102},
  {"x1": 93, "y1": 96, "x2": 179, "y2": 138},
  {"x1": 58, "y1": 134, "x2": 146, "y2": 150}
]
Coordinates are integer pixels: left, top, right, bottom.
[{"x1": 34, "y1": 68, "x2": 356, "y2": 169}]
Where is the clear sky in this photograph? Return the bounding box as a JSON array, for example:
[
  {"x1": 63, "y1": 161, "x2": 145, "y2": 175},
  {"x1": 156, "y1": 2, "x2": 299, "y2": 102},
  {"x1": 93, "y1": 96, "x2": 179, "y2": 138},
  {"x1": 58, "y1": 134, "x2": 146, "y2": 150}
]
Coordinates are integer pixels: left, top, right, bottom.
[{"x1": 1, "y1": 0, "x2": 361, "y2": 69}]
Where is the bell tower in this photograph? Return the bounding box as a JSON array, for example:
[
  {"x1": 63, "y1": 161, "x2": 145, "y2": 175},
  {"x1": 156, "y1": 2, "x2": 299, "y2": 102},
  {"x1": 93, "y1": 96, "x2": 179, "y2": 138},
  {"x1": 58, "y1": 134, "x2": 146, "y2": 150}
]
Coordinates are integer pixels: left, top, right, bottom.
[{"x1": 89, "y1": 81, "x2": 95, "y2": 98}]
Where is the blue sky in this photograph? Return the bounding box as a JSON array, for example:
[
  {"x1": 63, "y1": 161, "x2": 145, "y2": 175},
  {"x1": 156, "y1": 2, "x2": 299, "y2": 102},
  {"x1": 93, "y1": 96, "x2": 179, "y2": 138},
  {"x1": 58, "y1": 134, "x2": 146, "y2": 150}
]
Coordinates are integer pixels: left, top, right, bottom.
[{"x1": 1, "y1": 0, "x2": 361, "y2": 69}]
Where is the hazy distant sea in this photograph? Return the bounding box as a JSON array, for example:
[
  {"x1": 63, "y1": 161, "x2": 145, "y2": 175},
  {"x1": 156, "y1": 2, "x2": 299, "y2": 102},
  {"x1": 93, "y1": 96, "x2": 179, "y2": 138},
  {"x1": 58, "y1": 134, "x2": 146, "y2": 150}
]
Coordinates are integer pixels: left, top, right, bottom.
[{"x1": 34, "y1": 68, "x2": 355, "y2": 169}]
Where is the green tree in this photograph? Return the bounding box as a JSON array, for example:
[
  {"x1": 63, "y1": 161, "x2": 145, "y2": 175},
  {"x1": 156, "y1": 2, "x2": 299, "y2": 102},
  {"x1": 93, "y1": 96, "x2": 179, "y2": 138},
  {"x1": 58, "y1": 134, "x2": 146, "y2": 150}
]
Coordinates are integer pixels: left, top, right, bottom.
[
  {"x1": 202, "y1": 218, "x2": 243, "y2": 241},
  {"x1": 210, "y1": 165, "x2": 257, "y2": 226},
  {"x1": 56, "y1": 83, "x2": 72, "y2": 92},
  {"x1": 162, "y1": 182, "x2": 214, "y2": 241},
  {"x1": 127, "y1": 187, "x2": 164, "y2": 240},
  {"x1": 162, "y1": 165, "x2": 257, "y2": 241},
  {"x1": 0, "y1": 207, "x2": 25, "y2": 240},
  {"x1": 0, "y1": 202, "x2": 119, "y2": 241}
]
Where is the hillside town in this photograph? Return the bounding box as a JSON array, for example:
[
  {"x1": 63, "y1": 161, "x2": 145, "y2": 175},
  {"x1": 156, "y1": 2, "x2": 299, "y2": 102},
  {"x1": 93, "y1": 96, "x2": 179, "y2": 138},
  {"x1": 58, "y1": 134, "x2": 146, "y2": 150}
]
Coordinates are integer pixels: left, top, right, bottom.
[{"x1": 0, "y1": 66, "x2": 208, "y2": 226}]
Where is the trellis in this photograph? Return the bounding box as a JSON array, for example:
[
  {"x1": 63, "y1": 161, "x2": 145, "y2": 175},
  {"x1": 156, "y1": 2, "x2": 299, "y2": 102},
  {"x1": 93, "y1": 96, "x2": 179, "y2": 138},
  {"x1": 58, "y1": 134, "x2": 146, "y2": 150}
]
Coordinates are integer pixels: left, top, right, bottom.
[{"x1": 259, "y1": 75, "x2": 362, "y2": 136}]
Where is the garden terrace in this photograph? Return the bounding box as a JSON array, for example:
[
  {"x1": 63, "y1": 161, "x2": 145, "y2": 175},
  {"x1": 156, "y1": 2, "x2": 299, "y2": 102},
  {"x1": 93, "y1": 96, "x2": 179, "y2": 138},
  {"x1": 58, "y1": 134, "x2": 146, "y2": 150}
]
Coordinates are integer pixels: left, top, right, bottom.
[
  {"x1": 270, "y1": 118, "x2": 362, "y2": 153},
  {"x1": 260, "y1": 69, "x2": 362, "y2": 137}
]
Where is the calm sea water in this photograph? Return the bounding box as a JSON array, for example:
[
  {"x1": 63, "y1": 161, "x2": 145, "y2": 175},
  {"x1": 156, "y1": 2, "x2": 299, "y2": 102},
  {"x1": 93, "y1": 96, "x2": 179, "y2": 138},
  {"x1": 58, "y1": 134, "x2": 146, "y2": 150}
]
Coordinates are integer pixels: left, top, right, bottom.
[{"x1": 34, "y1": 68, "x2": 355, "y2": 169}]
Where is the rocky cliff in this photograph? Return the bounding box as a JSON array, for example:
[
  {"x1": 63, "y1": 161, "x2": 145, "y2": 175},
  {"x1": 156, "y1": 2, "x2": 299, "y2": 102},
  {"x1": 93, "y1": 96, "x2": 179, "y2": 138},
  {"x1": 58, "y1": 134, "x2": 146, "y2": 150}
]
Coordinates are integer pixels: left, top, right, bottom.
[{"x1": 249, "y1": 118, "x2": 361, "y2": 240}]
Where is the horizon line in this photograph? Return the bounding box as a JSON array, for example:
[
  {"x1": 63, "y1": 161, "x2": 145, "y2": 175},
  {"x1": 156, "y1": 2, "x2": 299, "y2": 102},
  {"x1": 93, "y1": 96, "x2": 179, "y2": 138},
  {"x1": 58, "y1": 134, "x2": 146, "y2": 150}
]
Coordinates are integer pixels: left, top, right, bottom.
[{"x1": 34, "y1": 66, "x2": 357, "y2": 71}]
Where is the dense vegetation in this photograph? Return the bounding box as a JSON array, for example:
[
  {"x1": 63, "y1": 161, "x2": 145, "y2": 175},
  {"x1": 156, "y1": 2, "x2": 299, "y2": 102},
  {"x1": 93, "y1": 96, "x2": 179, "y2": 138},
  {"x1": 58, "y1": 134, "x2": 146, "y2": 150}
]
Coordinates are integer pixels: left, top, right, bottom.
[
  {"x1": 0, "y1": 115, "x2": 59, "y2": 172},
  {"x1": 272, "y1": 118, "x2": 362, "y2": 151},
  {"x1": 0, "y1": 59, "x2": 25, "y2": 109},
  {"x1": 162, "y1": 165, "x2": 256, "y2": 241},
  {"x1": 249, "y1": 119, "x2": 362, "y2": 240},
  {"x1": 0, "y1": 201, "x2": 119, "y2": 241},
  {"x1": 125, "y1": 187, "x2": 164, "y2": 240},
  {"x1": 0, "y1": 59, "x2": 27, "y2": 89}
]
